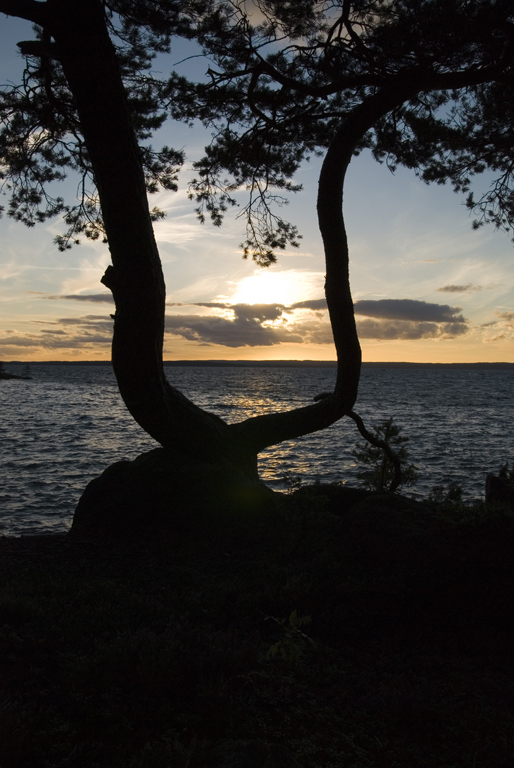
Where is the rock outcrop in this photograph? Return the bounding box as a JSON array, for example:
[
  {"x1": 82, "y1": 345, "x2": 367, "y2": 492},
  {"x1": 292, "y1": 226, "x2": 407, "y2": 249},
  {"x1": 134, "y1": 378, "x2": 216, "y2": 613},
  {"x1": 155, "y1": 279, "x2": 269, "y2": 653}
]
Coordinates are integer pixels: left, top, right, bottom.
[{"x1": 70, "y1": 447, "x2": 279, "y2": 543}]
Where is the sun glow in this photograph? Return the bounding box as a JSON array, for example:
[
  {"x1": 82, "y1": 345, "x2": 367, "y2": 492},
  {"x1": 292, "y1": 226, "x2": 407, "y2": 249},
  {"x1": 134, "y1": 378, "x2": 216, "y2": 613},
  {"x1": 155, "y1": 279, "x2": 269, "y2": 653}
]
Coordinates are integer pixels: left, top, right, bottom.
[{"x1": 230, "y1": 269, "x2": 319, "y2": 306}]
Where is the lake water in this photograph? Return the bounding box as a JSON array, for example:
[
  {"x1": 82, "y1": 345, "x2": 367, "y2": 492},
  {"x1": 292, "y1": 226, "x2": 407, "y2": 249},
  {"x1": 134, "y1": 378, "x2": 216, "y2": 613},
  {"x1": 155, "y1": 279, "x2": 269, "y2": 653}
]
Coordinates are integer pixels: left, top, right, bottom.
[{"x1": 1, "y1": 363, "x2": 513, "y2": 536}]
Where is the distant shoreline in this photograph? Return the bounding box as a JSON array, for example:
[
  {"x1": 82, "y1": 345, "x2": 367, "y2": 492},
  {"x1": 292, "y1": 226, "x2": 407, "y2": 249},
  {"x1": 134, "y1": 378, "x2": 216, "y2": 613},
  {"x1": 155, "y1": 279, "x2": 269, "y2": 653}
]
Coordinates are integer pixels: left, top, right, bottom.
[{"x1": 4, "y1": 360, "x2": 514, "y2": 369}]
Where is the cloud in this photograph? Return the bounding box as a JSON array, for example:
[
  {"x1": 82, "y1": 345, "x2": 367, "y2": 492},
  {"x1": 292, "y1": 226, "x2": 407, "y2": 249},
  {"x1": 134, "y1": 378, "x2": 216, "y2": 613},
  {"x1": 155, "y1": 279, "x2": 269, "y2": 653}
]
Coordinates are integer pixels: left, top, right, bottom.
[
  {"x1": 356, "y1": 319, "x2": 468, "y2": 340},
  {"x1": 0, "y1": 314, "x2": 115, "y2": 353},
  {"x1": 45, "y1": 293, "x2": 114, "y2": 303},
  {"x1": 290, "y1": 298, "x2": 328, "y2": 310},
  {"x1": 0, "y1": 329, "x2": 112, "y2": 350},
  {"x1": 353, "y1": 298, "x2": 466, "y2": 323},
  {"x1": 293, "y1": 319, "x2": 334, "y2": 345},
  {"x1": 437, "y1": 284, "x2": 482, "y2": 293},
  {"x1": 42, "y1": 294, "x2": 466, "y2": 327},
  {"x1": 165, "y1": 315, "x2": 301, "y2": 347},
  {"x1": 5, "y1": 296, "x2": 471, "y2": 355},
  {"x1": 163, "y1": 298, "x2": 470, "y2": 347},
  {"x1": 495, "y1": 311, "x2": 514, "y2": 323},
  {"x1": 479, "y1": 312, "x2": 514, "y2": 343},
  {"x1": 165, "y1": 303, "x2": 302, "y2": 347},
  {"x1": 231, "y1": 303, "x2": 286, "y2": 321},
  {"x1": 54, "y1": 315, "x2": 114, "y2": 332}
]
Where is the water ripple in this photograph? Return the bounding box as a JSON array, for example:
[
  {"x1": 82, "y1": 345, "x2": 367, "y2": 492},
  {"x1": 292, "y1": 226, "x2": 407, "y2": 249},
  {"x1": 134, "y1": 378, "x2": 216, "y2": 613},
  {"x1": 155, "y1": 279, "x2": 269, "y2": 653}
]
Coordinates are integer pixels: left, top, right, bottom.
[{"x1": 1, "y1": 364, "x2": 513, "y2": 534}]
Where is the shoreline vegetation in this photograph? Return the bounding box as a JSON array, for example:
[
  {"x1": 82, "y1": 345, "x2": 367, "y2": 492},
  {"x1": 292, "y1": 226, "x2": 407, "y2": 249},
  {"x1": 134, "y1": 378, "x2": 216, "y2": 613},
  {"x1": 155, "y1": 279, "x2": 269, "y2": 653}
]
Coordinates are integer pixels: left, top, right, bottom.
[{"x1": 1, "y1": 486, "x2": 513, "y2": 767}]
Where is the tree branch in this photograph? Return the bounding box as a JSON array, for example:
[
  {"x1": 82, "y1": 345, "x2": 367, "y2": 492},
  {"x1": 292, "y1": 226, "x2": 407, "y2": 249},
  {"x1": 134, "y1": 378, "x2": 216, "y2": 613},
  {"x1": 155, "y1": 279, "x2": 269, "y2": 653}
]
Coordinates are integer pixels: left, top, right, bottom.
[
  {"x1": 341, "y1": 0, "x2": 367, "y2": 53},
  {"x1": 347, "y1": 410, "x2": 403, "y2": 492},
  {"x1": 253, "y1": 60, "x2": 387, "y2": 97},
  {"x1": 17, "y1": 39, "x2": 58, "y2": 59},
  {"x1": 0, "y1": 0, "x2": 47, "y2": 25},
  {"x1": 210, "y1": 49, "x2": 514, "y2": 104}
]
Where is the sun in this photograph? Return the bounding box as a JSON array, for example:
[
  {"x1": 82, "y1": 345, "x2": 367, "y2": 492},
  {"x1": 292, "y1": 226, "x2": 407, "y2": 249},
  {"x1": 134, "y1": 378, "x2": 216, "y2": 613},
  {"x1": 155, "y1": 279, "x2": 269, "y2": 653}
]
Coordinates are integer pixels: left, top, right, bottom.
[{"x1": 230, "y1": 270, "x2": 314, "y2": 306}]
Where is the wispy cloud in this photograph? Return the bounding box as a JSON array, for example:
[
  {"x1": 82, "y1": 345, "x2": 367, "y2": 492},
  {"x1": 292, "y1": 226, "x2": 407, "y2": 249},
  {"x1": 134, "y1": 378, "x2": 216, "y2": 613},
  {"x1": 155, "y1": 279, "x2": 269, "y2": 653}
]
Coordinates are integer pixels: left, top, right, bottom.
[
  {"x1": 54, "y1": 315, "x2": 114, "y2": 331},
  {"x1": 495, "y1": 310, "x2": 514, "y2": 324},
  {"x1": 45, "y1": 293, "x2": 114, "y2": 303},
  {"x1": 0, "y1": 321, "x2": 113, "y2": 351},
  {"x1": 437, "y1": 284, "x2": 482, "y2": 293},
  {"x1": 0, "y1": 261, "x2": 26, "y2": 281}
]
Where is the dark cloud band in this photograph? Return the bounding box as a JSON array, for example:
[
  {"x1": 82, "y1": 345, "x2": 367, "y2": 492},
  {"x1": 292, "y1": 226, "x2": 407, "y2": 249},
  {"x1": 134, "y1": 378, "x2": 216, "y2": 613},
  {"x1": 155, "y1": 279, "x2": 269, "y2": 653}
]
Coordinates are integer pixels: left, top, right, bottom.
[
  {"x1": 437, "y1": 284, "x2": 482, "y2": 293},
  {"x1": 354, "y1": 299, "x2": 465, "y2": 323},
  {"x1": 8, "y1": 296, "x2": 468, "y2": 352},
  {"x1": 45, "y1": 293, "x2": 114, "y2": 303},
  {"x1": 357, "y1": 319, "x2": 468, "y2": 340}
]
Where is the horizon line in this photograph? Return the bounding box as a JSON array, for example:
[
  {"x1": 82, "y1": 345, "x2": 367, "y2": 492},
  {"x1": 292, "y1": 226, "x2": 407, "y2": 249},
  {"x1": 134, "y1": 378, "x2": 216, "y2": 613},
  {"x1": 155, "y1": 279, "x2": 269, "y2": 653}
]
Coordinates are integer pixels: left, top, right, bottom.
[{"x1": 5, "y1": 359, "x2": 514, "y2": 367}]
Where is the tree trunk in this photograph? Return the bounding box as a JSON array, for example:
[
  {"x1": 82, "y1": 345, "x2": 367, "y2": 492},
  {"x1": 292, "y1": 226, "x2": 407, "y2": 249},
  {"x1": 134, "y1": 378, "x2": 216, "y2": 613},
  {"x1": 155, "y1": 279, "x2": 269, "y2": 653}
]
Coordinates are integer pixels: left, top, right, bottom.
[
  {"x1": 43, "y1": 0, "x2": 256, "y2": 473},
  {"x1": 40, "y1": 0, "x2": 388, "y2": 470},
  {"x1": 4, "y1": 0, "x2": 416, "y2": 482},
  {"x1": 231, "y1": 89, "x2": 414, "y2": 454}
]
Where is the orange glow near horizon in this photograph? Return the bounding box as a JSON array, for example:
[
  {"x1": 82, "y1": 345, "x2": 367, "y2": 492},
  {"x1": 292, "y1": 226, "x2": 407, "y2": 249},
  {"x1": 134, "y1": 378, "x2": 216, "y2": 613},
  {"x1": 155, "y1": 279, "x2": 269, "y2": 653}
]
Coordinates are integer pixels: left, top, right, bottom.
[{"x1": 3, "y1": 336, "x2": 513, "y2": 364}]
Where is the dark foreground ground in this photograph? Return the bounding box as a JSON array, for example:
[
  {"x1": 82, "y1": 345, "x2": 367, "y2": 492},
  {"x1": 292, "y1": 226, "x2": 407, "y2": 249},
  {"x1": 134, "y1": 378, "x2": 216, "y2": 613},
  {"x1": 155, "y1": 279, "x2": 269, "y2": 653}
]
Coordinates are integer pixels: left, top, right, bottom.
[{"x1": 1, "y1": 488, "x2": 513, "y2": 768}]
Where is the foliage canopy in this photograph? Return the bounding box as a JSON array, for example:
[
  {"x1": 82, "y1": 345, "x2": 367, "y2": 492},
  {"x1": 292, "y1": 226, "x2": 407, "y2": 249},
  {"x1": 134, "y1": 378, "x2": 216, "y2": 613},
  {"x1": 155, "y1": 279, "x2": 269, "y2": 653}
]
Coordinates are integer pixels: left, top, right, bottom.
[
  {"x1": 2, "y1": 1, "x2": 514, "y2": 262},
  {"x1": 176, "y1": 0, "x2": 514, "y2": 262}
]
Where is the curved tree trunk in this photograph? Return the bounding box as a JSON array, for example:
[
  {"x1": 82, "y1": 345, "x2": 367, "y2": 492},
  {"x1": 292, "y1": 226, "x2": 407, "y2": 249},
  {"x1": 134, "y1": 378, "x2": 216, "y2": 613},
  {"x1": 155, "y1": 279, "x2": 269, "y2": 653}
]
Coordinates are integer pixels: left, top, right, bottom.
[
  {"x1": 7, "y1": 0, "x2": 415, "y2": 480},
  {"x1": 44, "y1": 0, "x2": 255, "y2": 473},
  {"x1": 231, "y1": 89, "x2": 414, "y2": 454},
  {"x1": 43, "y1": 0, "x2": 377, "y2": 469}
]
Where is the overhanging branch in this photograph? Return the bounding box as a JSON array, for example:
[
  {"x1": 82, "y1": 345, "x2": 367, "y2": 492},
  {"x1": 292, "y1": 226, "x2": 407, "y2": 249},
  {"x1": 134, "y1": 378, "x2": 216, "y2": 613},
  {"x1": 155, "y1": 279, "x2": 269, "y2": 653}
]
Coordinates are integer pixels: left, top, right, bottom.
[
  {"x1": 0, "y1": 0, "x2": 48, "y2": 25},
  {"x1": 209, "y1": 52, "x2": 514, "y2": 104},
  {"x1": 17, "y1": 39, "x2": 59, "y2": 59}
]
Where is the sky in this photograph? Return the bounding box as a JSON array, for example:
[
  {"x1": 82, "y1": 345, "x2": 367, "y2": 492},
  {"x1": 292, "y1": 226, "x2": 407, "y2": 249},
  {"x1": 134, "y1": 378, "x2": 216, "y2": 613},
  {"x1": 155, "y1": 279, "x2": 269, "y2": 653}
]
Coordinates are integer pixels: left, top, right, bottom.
[{"x1": 1, "y1": 15, "x2": 513, "y2": 363}]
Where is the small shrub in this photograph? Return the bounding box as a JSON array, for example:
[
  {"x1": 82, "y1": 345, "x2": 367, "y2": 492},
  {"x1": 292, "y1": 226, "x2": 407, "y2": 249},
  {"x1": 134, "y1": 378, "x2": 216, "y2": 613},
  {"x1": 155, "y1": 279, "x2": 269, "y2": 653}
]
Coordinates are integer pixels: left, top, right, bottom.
[
  {"x1": 498, "y1": 462, "x2": 514, "y2": 484},
  {"x1": 264, "y1": 610, "x2": 317, "y2": 664},
  {"x1": 428, "y1": 481, "x2": 463, "y2": 504},
  {"x1": 351, "y1": 417, "x2": 418, "y2": 492}
]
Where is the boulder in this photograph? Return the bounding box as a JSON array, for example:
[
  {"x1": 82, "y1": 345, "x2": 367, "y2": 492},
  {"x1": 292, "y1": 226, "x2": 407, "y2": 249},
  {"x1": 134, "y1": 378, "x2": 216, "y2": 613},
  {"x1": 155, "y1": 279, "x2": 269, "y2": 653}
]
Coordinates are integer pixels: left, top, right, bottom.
[{"x1": 70, "y1": 447, "x2": 279, "y2": 543}]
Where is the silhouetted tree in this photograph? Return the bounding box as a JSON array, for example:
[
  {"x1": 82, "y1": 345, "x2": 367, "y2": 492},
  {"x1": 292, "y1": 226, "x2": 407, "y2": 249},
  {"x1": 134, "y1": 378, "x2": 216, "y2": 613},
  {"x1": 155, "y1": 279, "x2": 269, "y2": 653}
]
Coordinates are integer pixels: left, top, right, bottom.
[
  {"x1": 180, "y1": 0, "x2": 514, "y2": 447},
  {"x1": 1, "y1": 1, "x2": 514, "y2": 516}
]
